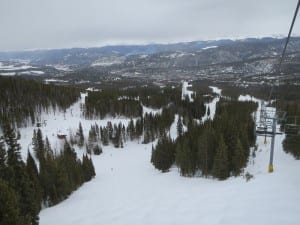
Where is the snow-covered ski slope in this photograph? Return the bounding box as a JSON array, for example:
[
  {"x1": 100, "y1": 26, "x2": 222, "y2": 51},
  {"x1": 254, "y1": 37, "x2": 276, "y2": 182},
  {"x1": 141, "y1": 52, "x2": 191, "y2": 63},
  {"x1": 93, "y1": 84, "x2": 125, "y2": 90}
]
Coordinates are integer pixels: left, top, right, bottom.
[
  {"x1": 40, "y1": 134, "x2": 300, "y2": 225},
  {"x1": 17, "y1": 86, "x2": 299, "y2": 225}
]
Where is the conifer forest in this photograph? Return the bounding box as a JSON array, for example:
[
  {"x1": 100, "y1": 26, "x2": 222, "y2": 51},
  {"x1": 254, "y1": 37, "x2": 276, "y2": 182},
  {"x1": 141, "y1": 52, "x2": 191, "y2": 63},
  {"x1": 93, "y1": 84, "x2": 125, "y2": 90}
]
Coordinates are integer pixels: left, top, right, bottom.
[{"x1": 0, "y1": 73, "x2": 299, "y2": 225}]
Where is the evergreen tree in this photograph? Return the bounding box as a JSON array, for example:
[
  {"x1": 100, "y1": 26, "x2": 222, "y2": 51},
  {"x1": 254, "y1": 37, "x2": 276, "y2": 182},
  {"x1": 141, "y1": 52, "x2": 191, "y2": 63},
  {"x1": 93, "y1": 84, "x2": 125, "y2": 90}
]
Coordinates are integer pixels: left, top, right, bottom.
[
  {"x1": 232, "y1": 139, "x2": 246, "y2": 175},
  {"x1": 26, "y1": 151, "x2": 42, "y2": 211},
  {"x1": 0, "y1": 139, "x2": 7, "y2": 180},
  {"x1": 207, "y1": 106, "x2": 211, "y2": 117},
  {"x1": 127, "y1": 119, "x2": 135, "y2": 141},
  {"x1": 175, "y1": 139, "x2": 196, "y2": 177},
  {"x1": 34, "y1": 129, "x2": 45, "y2": 161},
  {"x1": 82, "y1": 154, "x2": 96, "y2": 181},
  {"x1": 101, "y1": 127, "x2": 109, "y2": 146},
  {"x1": 197, "y1": 132, "x2": 209, "y2": 177},
  {"x1": 151, "y1": 135, "x2": 175, "y2": 172},
  {"x1": 44, "y1": 136, "x2": 53, "y2": 157},
  {"x1": 212, "y1": 136, "x2": 229, "y2": 180},
  {"x1": 93, "y1": 144, "x2": 102, "y2": 155},
  {"x1": 78, "y1": 122, "x2": 84, "y2": 147},
  {"x1": 0, "y1": 180, "x2": 21, "y2": 225},
  {"x1": 3, "y1": 123, "x2": 40, "y2": 225},
  {"x1": 177, "y1": 116, "x2": 183, "y2": 137}
]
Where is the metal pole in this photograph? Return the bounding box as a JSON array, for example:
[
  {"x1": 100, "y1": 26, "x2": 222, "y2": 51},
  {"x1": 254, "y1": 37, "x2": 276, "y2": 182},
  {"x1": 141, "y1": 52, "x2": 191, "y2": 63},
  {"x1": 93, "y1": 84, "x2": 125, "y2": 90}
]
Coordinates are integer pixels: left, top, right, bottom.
[{"x1": 268, "y1": 117, "x2": 277, "y2": 172}]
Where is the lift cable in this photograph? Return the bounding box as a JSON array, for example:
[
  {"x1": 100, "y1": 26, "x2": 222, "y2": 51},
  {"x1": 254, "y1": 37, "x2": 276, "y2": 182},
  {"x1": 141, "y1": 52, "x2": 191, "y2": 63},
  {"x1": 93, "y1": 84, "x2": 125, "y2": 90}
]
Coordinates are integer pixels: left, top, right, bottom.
[
  {"x1": 268, "y1": 0, "x2": 300, "y2": 101},
  {"x1": 260, "y1": 0, "x2": 300, "y2": 173}
]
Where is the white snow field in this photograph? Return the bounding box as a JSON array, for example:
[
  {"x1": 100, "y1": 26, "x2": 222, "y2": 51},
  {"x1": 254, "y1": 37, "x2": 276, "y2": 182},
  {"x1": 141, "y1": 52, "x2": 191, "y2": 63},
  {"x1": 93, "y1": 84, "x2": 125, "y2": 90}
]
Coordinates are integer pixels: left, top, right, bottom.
[
  {"x1": 182, "y1": 81, "x2": 194, "y2": 101},
  {"x1": 15, "y1": 89, "x2": 300, "y2": 225},
  {"x1": 201, "y1": 86, "x2": 221, "y2": 121}
]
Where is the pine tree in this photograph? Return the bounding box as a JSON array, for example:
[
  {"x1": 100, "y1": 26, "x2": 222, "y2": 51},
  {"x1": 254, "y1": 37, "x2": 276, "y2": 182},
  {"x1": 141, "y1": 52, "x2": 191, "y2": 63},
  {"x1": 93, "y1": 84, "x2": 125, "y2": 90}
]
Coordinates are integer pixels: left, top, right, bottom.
[
  {"x1": 207, "y1": 106, "x2": 211, "y2": 117},
  {"x1": 3, "y1": 123, "x2": 22, "y2": 169},
  {"x1": 151, "y1": 135, "x2": 175, "y2": 172},
  {"x1": 197, "y1": 132, "x2": 209, "y2": 177},
  {"x1": 232, "y1": 139, "x2": 246, "y2": 175},
  {"x1": 102, "y1": 127, "x2": 109, "y2": 146},
  {"x1": 212, "y1": 136, "x2": 229, "y2": 180},
  {"x1": 78, "y1": 122, "x2": 84, "y2": 147},
  {"x1": 177, "y1": 116, "x2": 183, "y2": 137},
  {"x1": 44, "y1": 136, "x2": 53, "y2": 156},
  {"x1": 0, "y1": 139, "x2": 7, "y2": 180},
  {"x1": 0, "y1": 180, "x2": 21, "y2": 225},
  {"x1": 82, "y1": 154, "x2": 95, "y2": 181},
  {"x1": 93, "y1": 144, "x2": 102, "y2": 155},
  {"x1": 35, "y1": 129, "x2": 45, "y2": 161},
  {"x1": 3, "y1": 123, "x2": 40, "y2": 225},
  {"x1": 175, "y1": 139, "x2": 195, "y2": 177},
  {"x1": 26, "y1": 151, "x2": 42, "y2": 210}
]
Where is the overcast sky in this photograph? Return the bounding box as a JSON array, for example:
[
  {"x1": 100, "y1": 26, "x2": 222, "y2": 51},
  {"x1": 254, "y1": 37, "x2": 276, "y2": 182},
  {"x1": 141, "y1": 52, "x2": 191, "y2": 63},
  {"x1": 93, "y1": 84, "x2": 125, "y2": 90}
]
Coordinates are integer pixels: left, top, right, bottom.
[{"x1": 0, "y1": 0, "x2": 299, "y2": 51}]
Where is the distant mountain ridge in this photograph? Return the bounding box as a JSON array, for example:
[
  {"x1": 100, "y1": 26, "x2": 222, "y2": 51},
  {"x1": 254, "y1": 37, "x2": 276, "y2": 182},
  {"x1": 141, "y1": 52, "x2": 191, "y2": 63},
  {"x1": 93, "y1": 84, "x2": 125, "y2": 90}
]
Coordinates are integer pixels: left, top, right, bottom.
[{"x1": 1, "y1": 37, "x2": 298, "y2": 66}]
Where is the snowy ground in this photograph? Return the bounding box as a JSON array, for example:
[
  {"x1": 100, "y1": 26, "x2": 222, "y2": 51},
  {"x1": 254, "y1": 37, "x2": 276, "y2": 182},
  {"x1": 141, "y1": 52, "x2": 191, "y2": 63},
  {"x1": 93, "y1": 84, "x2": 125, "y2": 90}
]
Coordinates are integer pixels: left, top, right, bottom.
[
  {"x1": 15, "y1": 89, "x2": 300, "y2": 225},
  {"x1": 200, "y1": 86, "x2": 221, "y2": 122},
  {"x1": 18, "y1": 93, "x2": 133, "y2": 160},
  {"x1": 182, "y1": 81, "x2": 194, "y2": 101},
  {"x1": 39, "y1": 133, "x2": 300, "y2": 225}
]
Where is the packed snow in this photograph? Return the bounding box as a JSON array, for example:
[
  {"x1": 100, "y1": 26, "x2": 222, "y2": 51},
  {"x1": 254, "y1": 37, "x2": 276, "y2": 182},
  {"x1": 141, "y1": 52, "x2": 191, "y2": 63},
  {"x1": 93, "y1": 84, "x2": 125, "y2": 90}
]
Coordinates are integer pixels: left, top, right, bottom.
[
  {"x1": 142, "y1": 105, "x2": 162, "y2": 117},
  {"x1": 12, "y1": 88, "x2": 300, "y2": 225},
  {"x1": 209, "y1": 86, "x2": 222, "y2": 95},
  {"x1": 0, "y1": 63, "x2": 34, "y2": 71},
  {"x1": 182, "y1": 81, "x2": 194, "y2": 101},
  {"x1": 50, "y1": 64, "x2": 73, "y2": 72},
  {"x1": 169, "y1": 114, "x2": 187, "y2": 140},
  {"x1": 0, "y1": 72, "x2": 16, "y2": 76},
  {"x1": 19, "y1": 70, "x2": 45, "y2": 75},
  {"x1": 202, "y1": 46, "x2": 218, "y2": 50},
  {"x1": 91, "y1": 57, "x2": 124, "y2": 67},
  {"x1": 200, "y1": 86, "x2": 222, "y2": 122}
]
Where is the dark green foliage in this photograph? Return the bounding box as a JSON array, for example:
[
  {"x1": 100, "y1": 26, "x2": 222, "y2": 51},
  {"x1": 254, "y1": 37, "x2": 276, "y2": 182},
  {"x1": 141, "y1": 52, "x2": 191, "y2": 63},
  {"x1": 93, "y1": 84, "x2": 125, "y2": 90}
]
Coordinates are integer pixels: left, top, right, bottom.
[
  {"x1": 232, "y1": 139, "x2": 247, "y2": 175},
  {"x1": 197, "y1": 124, "x2": 217, "y2": 177},
  {"x1": 26, "y1": 151, "x2": 42, "y2": 212},
  {"x1": 143, "y1": 108, "x2": 174, "y2": 144},
  {"x1": 0, "y1": 77, "x2": 97, "y2": 224},
  {"x1": 170, "y1": 100, "x2": 257, "y2": 179},
  {"x1": 207, "y1": 106, "x2": 211, "y2": 116},
  {"x1": 283, "y1": 135, "x2": 300, "y2": 159},
  {"x1": 93, "y1": 144, "x2": 103, "y2": 155},
  {"x1": 274, "y1": 87, "x2": 300, "y2": 159},
  {"x1": 85, "y1": 89, "x2": 143, "y2": 119},
  {"x1": 100, "y1": 126, "x2": 109, "y2": 146},
  {"x1": 212, "y1": 136, "x2": 229, "y2": 180},
  {"x1": 127, "y1": 119, "x2": 135, "y2": 141},
  {"x1": 0, "y1": 76, "x2": 80, "y2": 128},
  {"x1": 218, "y1": 82, "x2": 300, "y2": 160},
  {"x1": 177, "y1": 116, "x2": 183, "y2": 137},
  {"x1": 151, "y1": 135, "x2": 175, "y2": 172},
  {"x1": 0, "y1": 125, "x2": 96, "y2": 225},
  {"x1": 0, "y1": 180, "x2": 21, "y2": 225},
  {"x1": 0, "y1": 139, "x2": 7, "y2": 180},
  {"x1": 176, "y1": 139, "x2": 197, "y2": 177},
  {"x1": 82, "y1": 154, "x2": 96, "y2": 181},
  {"x1": 78, "y1": 122, "x2": 84, "y2": 147},
  {"x1": 38, "y1": 139, "x2": 96, "y2": 206},
  {"x1": 33, "y1": 129, "x2": 45, "y2": 161},
  {"x1": 2, "y1": 123, "x2": 40, "y2": 225}
]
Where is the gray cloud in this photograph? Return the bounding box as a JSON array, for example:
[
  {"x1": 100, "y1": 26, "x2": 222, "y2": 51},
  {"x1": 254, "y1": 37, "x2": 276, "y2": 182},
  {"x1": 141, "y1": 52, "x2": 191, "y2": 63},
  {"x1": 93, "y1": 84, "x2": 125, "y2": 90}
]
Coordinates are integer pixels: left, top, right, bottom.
[{"x1": 0, "y1": 0, "x2": 299, "y2": 51}]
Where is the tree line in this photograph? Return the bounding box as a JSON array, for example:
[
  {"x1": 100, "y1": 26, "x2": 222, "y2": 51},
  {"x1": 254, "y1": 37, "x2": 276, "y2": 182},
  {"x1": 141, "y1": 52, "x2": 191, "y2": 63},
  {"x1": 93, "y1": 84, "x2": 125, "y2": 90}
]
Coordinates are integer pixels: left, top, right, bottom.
[
  {"x1": 0, "y1": 76, "x2": 80, "y2": 128},
  {"x1": 0, "y1": 124, "x2": 95, "y2": 225},
  {"x1": 151, "y1": 99, "x2": 257, "y2": 180},
  {"x1": 84, "y1": 85, "x2": 207, "y2": 122}
]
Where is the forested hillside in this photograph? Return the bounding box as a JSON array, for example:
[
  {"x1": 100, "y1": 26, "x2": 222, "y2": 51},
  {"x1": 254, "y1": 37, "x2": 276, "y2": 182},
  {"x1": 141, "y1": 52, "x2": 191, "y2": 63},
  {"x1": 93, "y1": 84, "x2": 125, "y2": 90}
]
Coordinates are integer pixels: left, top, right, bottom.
[
  {"x1": 217, "y1": 83, "x2": 300, "y2": 160},
  {"x1": 151, "y1": 100, "x2": 257, "y2": 179},
  {"x1": 0, "y1": 77, "x2": 94, "y2": 225},
  {"x1": 0, "y1": 76, "x2": 80, "y2": 127}
]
